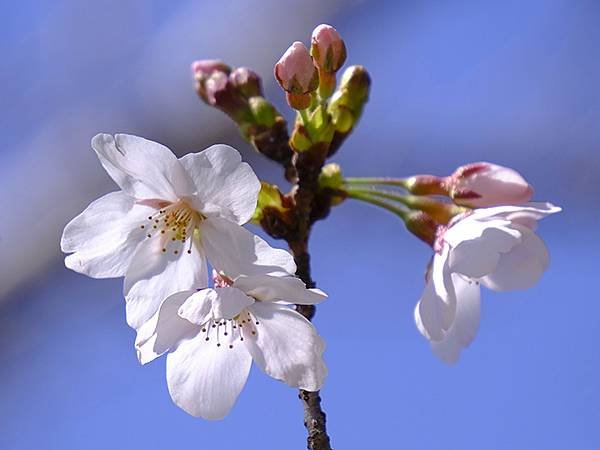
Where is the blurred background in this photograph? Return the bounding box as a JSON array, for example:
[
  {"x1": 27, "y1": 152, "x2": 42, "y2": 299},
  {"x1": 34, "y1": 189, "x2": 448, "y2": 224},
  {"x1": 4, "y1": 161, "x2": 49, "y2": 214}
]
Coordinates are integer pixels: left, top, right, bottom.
[{"x1": 2, "y1": 0, "x2": 599, "y2": 448}]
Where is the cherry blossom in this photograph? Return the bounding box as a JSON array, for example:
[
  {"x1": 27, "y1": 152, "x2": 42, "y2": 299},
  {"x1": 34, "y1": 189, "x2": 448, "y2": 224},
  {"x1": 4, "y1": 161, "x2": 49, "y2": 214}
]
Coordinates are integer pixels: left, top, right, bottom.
[
  {"x1": 136, "y1": 269, "x2": 327, "y2": 419},
  {"x1": 61, "y1": 134, "x2": 295, "y2": 329},
  {"x1": 414, "y1": 202, "x2": 560, "y2": 363}
]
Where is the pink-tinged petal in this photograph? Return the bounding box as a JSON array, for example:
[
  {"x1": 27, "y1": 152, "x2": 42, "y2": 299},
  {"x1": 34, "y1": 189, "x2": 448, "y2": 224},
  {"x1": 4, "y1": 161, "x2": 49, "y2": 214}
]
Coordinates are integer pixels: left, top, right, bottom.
[
  {"x1": 450, "y1": 162, "x2": 533, "y2": 208},
  {"x1": 480, "y1": 225, "x2": 550, "y2": 291},
  {"x1": 448, "y1": 221, "x2": 521, "y2": 278},
  {"x1": 179, "y1": 288, "x2": 254, "y2": 324},
  {"x1": 233, "y1": 274, "x2": 327, "y2": 305},
  {"x1": 200, "y1": 217, "x2": 296, "y2": 278},
  {"x1": 430, "y1": 274, "x2": 481, "y2": 364},
  {"x1": 124, "y1": 235, "x2": 208, "y2": 329},
  {"x1": 92, "y1": 134, "x2": 194, "y2": 202},
  {"x1": 244, "y1": 302, "x2": 327, "y2": 391},
  {"x1": 61, "y1": 191, "x2": 151, "y2": 278},
  {"x1": 180, "y1": 145, "x2": 260, "y2": 225},
  {"x1": 135, "y1": 290, "x2": 199, "y2": 365},
  {"x1": 166, "y1": 331, "x2": 252, "y2": 420}
]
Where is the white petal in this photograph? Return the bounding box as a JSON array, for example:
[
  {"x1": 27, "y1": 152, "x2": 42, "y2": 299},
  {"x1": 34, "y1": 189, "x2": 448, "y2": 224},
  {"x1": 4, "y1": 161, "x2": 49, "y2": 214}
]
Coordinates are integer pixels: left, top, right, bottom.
[
  {"x1": 463, "y1": 202, "x2": 561, "y2": 225},
  {"x1": 417, "y1": 278, "x2": 449, "y2": 342},
  {"x1": 124, "y1": 235, "x2": 208, "y2": 329},
  {"x1": 179, "y1": 288, "x2": 254, "y2": 324},
  {"x1": 448, "y1": 220, "x2": 521, "y2": 278},
  {"x1": 480, "y1": 225, "x2": 549, "y2": 291},
  {"x1": 92, "y1": 134, "x2": 194, "y2": 201},
  {"x1": 135, "y1": 290, "x2": 199, "y2": 365},
  {"x1": 180, "y1": 145, "x2": 260, "y2": 225},
  {"x1": 244, "y1": 302, "x2": 327, "y2": 391},
  {"x1": 61, "y1": 191, "x2": 151, "y2": 278},
  {"x1": 431, "y1": 274, "x2": 481, "y2": 364},
  {"x1": 414, "y1": 300, "x2": 430, "y2": 340},
  {"x1": 166, "y1": 331, "x2": 252, "y2": 419},
  {"x1": 200, "y1": 217, "x2": 296, "y2": 278},
  {"x1": 430, "y1": 247, "x2": 457, "y2": 329},
  {"x1": 232, "y1": 275, "x2": 327, "y2": 304}
]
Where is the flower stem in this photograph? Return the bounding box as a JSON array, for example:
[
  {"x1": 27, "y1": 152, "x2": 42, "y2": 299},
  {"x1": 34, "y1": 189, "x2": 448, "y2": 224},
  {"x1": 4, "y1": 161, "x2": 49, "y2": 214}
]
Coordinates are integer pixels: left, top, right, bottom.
[
  {"x1": 346, "y1": 188, "x2": 410, "y2": 220},
  {"x1": 347, "y1": 187, "x2": 464, "y2": 224},
  {"x1": 344, "y1": 176, "x2": 410, "y2": 189}
]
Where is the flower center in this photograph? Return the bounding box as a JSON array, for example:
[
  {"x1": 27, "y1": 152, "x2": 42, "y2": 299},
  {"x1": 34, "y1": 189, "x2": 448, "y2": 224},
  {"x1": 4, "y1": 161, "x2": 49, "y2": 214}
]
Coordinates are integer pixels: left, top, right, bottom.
[
  {"x1": 200, "y1": 310, "x2": 260, "y2": 349},
  {"x1": 140, "y1": 201, "x2": 202, "y2": 255}
]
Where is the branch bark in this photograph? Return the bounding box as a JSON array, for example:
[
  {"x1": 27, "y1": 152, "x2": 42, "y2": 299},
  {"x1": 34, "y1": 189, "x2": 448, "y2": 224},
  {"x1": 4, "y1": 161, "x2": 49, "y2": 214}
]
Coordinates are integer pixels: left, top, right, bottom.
[{"x1": 288, "y1": 144, "x2": 333, "y2": 450}]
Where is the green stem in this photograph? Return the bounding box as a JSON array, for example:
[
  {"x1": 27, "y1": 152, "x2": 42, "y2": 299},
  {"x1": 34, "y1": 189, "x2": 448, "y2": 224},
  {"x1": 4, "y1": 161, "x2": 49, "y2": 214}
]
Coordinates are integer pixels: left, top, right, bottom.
[
  {"x1": 299, "y1": 108, "x2": 311, "y2": 127},
  {"x1": 346, "y1": 189, "x2": 409, "y2": 220},
  {"x1": 344, "y1": 176, "x2": 410, "y2": 189},
  {"x1": 347, "y1": 187, "x2": 465, "y2": 224}
]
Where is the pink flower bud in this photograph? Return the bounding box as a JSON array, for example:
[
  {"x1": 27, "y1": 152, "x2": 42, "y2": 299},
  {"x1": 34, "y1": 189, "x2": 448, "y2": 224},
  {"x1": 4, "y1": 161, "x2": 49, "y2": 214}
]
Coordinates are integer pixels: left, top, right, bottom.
[
  {"x1": 274, "y1": 41, "x2": 318, "y2": 95},
  {"x1": 191, "y1": 59, "x2": 230, "y2": 78},
  {"x1": 229, "y1": 67, "x2": 262, "y2": 98},
  {"x1": 310, "y1": 24, "x2": 346, "y2": 73},
  {"x1": 448, "y1": 162, "x2": 533, "y2": 207},
  {"x1": 204, "y1": 71, "x2": 229, "y2": 106}
]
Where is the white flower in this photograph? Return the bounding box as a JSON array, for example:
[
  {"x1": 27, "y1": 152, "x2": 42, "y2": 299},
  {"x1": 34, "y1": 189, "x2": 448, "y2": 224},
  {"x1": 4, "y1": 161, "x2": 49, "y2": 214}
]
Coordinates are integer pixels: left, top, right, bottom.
[
  {"x1": 135, "y1": 268, "x2": 327, "y2": 420},
  {"x1": 414, "y1": 202, "x2": 561, "y2": 363},
  {"x1": 61, "y1": 134, "x2": 294, "y2": 329}
]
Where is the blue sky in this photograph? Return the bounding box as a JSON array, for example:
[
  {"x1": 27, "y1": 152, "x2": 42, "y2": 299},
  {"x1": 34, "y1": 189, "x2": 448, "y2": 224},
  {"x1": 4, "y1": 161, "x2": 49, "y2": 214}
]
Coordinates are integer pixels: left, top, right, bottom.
[{"x1": 1, "y1": 0, "x2": 599, "y2": 449}]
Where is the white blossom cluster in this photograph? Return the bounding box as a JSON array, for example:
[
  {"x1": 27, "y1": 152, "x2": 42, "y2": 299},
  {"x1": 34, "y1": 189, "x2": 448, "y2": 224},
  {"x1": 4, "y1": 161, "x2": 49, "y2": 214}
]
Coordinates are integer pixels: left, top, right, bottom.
[
  {"x1": 62, "y1": 134, "x2": 327, "y2": 419},
  {"x1": 62, "y1": 134, "x2": 559, "y2": 419}
]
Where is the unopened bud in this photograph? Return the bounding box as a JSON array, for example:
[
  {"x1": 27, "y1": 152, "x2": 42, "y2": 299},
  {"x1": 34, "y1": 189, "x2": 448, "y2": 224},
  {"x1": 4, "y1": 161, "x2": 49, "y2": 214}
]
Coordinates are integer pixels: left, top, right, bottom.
[
  {"x1": 318, "y1": 163, "x2": 344, "y2": 190},
  {"x1": 328, "y1": 65, "x2": 370, "y2": 133},
  {"x1": 192, "y1": 60, "x2": 232, "y2": 104},
  {"x1": 204, "y1": 71, "x2": 228, "y2": 105},
  {"x1": 275, "y1": 42, "x2": 318, "y2": 110},
  {"x1": 403, "y1": 175, "x2": 446, "y2": 196},
  {"x1": 203, "y1": 71, "x2": 251, "y2": 123},
  {"x1": 289, "y1": 124, "x2": 312, "y2": 152},
  {"x1": 448, "y1": 162, "x2": 533, "y2": 208},
  {"x1": 192, "y1": 60, "x2": 230, "y2": 77},
  {"x1": 229, "y1": 67, "x2": 262, "y2": 98},
  {"x1": 252, "y1": 182, "x2": 294, "y2": 239},
  {"x1": 311, "y1": 24, "x2": 346, "y2": 73},
  {"x1": 339, "y1": 65, "x2": 370, "y2": 106},
  {"x1": 248, "y1": 97, "x2": 277, "y2": 127},
  {"x1": 328, "y1": 93, "x2": 353, "y2": 133},
  {"x1": 404, "y1": 211, "x2": 439, "y2": 247}
]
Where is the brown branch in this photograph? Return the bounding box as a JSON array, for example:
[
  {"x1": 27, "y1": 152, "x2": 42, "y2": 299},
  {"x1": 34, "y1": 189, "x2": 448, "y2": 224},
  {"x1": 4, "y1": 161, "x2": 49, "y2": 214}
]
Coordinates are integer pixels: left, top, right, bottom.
[{"x1": 288, "y1": 143, "x2": 332, "y2": 450}]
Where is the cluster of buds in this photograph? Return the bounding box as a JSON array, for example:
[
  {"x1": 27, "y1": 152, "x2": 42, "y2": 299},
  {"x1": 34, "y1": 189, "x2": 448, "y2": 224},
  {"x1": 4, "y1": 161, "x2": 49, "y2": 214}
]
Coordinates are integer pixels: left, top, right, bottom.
[
  {"x1": 274, "y1": 24, "x2": 347, "y2": 110},
  {"x1": 273, "y1": 24, "x2": 370, "y2": 160},
  {"x1": 192, "y1": 60, "x2": 294, "y2": 176}
]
